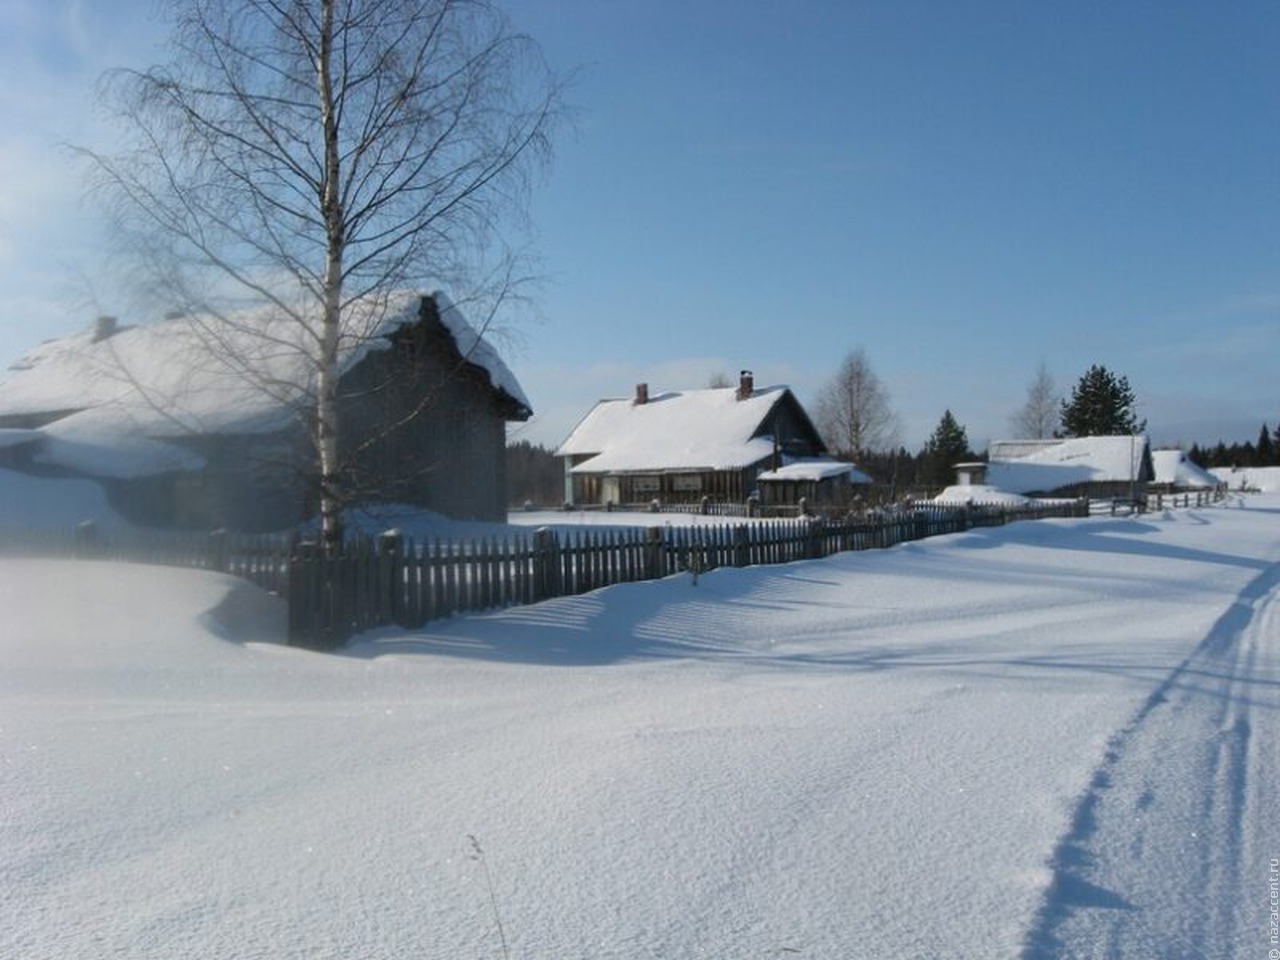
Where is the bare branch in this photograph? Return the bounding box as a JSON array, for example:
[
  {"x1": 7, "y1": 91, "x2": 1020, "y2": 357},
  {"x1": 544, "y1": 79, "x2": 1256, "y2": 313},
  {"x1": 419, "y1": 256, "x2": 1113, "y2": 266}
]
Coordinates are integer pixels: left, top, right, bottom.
[{"x1": 79, "y1": 0, "x2": 564, "y2": 545}]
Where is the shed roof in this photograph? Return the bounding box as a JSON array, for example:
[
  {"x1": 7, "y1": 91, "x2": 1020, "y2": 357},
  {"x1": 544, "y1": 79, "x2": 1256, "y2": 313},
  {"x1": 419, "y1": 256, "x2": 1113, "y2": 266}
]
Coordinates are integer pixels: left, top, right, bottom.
[{"x1": 757, "y1": 458, "x2": 871, "y2": 484}]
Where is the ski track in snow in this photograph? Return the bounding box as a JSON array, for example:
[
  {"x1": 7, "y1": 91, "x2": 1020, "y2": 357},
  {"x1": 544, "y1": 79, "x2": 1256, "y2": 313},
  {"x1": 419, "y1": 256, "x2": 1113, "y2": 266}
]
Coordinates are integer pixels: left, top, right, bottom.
[{"x1": 1022, "y1": 555, "x2": 1280, "y2": 959}]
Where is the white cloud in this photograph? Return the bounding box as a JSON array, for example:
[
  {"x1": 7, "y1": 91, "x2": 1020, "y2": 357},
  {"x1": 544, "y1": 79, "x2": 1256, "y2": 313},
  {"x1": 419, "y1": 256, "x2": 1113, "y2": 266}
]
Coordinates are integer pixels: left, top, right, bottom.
[{"x1": 61, "y1": 0, "x2": 93, "y2": 60}]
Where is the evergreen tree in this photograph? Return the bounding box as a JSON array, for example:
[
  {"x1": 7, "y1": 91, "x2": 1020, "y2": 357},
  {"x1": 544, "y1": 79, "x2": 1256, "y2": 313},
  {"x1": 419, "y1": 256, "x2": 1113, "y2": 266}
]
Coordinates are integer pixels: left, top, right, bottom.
[
  {"x1": 1059, "y1": 364, "x2": 1146, "y2": 437},
  {"x1": 1256, "y1": 423, "x2": 1276, "y2": 466},
  {"x1": 919, "y1": 410, "x2": 974, "y2": 489},
  {"x1": 1187, "y1": 443, "x2": 1205, "y2": 467}
]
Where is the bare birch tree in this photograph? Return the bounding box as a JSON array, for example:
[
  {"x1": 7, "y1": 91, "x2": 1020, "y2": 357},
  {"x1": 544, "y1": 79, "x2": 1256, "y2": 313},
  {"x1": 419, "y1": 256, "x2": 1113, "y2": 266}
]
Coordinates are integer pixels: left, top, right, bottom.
[
  {"x1": 813, "y1": 347, "x2": 898, "y2": 460},
  {"x1": 82, "y1": 0, "x2": 562, "y2": 550},
  {"x1": 1010, "y1": 361, "x2": 1060, "y2": 439}
]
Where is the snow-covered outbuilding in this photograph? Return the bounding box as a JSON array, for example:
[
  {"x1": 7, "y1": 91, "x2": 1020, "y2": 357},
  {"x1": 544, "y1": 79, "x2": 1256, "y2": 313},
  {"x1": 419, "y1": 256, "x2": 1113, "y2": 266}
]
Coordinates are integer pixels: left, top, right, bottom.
[
  {"x1": 1150, "y1": 449, "x2": 1221, "y2": 490},
  {"x1": 984, "y1": 436, "x2": 1154, "y2": 500},
  {"x1": 0, "y1": 292, "x2": 531, "y2": 529},
  {"x1": 1210, "y1": 465, "x2": 1280, "y2": 493},
  {"x1": 556, "y1": 372, "x2": 866, "y2": 508}
]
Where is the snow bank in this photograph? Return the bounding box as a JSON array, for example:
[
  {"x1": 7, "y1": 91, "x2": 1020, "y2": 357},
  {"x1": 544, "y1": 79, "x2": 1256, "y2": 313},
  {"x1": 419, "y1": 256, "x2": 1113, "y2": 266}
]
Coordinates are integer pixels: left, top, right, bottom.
[
  {"x1": 1211, "y1": 464, "x2": 1280, "y2": 492},
  {"x1": 4, "y1": 496, "x2": 1278, "y2": 959}
]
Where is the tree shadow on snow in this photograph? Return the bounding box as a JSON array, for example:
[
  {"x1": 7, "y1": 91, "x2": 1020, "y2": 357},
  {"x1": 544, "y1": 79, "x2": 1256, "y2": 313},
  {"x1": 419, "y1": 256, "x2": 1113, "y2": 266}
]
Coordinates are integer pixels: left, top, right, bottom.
[{"x1": 950, "y1": 515, "x2": 1270, "y2": 577}]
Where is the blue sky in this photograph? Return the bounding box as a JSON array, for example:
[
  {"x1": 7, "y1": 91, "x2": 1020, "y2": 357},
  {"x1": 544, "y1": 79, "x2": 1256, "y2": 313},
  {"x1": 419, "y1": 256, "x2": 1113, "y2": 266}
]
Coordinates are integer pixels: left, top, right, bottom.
[{"x1": 2, "y1": 1, "x2": 1277, "y2": 452}]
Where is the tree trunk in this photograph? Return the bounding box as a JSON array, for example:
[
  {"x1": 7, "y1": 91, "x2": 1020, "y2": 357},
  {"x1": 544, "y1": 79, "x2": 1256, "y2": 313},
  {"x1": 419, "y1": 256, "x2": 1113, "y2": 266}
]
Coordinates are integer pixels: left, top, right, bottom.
[{"x1": 317, "y1": 0, "x2": 344, "y2": 554}]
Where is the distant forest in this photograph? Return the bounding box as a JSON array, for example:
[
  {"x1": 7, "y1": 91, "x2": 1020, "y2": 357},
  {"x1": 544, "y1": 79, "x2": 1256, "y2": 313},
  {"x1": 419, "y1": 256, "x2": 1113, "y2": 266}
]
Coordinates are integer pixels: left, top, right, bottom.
[
  {"x1": 1186, "y1": 423, "x2": 1279, "y2": 470},
  {"x1": 506, "y1": 440, "x2": 563, "y2": 506}
]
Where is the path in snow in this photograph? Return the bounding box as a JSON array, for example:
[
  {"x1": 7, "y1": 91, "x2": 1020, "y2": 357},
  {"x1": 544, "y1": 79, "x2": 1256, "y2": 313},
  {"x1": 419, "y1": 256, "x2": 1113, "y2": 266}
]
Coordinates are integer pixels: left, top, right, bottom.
[{"x1": 1023, "y1": 542, "x2": 1280, "y2": 959}]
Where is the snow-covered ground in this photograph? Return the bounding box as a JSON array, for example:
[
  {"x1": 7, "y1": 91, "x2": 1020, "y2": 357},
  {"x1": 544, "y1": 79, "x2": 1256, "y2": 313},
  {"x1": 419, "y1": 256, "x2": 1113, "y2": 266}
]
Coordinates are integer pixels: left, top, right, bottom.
[
  {"x1": 3, "y1": 495, "x2": 1279, "y2": 959},
  {"x1": 1213, "y1": 465, "x2": 1280, "y2": 493}
]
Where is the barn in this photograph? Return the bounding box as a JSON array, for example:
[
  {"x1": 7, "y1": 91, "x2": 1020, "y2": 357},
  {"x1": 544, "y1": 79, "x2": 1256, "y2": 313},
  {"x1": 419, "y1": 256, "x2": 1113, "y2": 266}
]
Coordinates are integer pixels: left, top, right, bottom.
[{"x1": 0, "y1": 292, "x2": 530, "y2": 529}]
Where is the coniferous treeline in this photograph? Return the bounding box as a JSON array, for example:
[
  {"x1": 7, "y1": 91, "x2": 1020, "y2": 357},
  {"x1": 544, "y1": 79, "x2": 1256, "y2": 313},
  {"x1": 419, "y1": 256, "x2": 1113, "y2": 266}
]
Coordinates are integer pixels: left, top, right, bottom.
[
  {"x1": 1187, "y1": 423, "x2": 1279, "y2": 469},
  {"x1": 506, "y1": 440, "x2": 564, "y2": 506}
]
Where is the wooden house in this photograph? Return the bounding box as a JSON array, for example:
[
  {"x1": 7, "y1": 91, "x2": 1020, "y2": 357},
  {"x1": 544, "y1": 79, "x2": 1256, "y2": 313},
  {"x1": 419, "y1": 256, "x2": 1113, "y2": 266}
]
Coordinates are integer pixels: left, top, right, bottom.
[
  {"x1": 556, "y1": 371, "x2": 866, "y2": 508},
  {"x1": 0, "y1": 293, "x2": 530, "y2": 529}
]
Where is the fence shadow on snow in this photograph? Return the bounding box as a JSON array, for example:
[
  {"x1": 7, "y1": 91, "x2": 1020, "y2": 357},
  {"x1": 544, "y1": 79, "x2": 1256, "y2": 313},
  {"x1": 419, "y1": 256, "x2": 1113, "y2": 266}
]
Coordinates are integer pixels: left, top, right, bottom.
[{"x1": 287, "y1": 500, "x2": 1090, "y2": 649}]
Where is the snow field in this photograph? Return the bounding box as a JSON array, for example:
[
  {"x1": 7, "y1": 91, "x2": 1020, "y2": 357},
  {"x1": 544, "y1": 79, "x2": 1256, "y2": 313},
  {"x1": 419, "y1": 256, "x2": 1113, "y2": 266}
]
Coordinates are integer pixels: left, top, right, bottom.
[{"x1": 2, "y1": 497, "x2": 1278, "y2": 958}]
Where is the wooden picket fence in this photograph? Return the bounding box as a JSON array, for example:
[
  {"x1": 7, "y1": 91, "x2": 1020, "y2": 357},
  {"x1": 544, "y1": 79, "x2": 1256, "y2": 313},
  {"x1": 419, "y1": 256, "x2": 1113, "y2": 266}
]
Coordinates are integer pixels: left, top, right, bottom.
[
  {"x1": 1, "y1": 499, "x2": 1091, "y2": 649},
  {"x1": 285, "y1": 499, "x2": 1090, "y2": 648}
]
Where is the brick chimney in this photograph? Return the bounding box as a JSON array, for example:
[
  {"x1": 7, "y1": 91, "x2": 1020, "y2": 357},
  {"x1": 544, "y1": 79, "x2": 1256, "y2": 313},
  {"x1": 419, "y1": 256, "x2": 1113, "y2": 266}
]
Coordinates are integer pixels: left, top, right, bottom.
[
  {"x1": 736, "y1": 370, "x2": 754, "y2": 401},
  {"x1": 635, "y1": 382, "x2": 649, "y2": 405},
  {"x1": 92, "y1": 316, "x2": 118, "y2": 343}
]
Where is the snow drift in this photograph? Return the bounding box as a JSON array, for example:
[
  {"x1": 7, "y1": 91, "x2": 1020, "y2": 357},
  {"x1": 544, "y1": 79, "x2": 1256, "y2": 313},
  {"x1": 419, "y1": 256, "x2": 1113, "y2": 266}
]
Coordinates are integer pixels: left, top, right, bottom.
[{"x1": 3, "y1": 495, "x2": 1278, "y2": 958}]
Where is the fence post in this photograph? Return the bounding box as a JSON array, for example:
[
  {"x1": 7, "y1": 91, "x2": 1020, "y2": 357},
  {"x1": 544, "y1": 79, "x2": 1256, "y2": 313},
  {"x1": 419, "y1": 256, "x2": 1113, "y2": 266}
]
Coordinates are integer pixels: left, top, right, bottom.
[
  {"x1": 644, "y1": 526, "x2": 665, "y2": 580},
  {"x1": 806, "y1": 516, "x2": 825, "y2": 559},
  {"x1": 533, "y1": 527, "x2": 562, "y2": 601},
  {"x1": 74, "y1": 520, "x2": 99, "y2": 559},
  {"x1": 733, "y1": 524, "x2": 750, "y2": 567},
  {"x1": 287, "y1": 538, "x2": 319, "y2": 647},
  {"x1": 378, "y1": 529, "x2": 404, "y2": 627},
  {"x1": 209, "y1": 527, "x2": 229, "y2": 573}
]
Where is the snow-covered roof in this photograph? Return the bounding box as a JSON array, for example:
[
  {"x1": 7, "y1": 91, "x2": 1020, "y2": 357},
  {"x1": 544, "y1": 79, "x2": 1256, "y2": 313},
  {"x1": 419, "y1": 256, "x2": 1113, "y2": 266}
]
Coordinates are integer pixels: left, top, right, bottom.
[
  {"x1": 756, "y1": 458, "x2": 871, "y2": 484},
  {"x1": 0, "y1": 291, "x2": 529, "y2": 478},
  {"x1": 1151, "y1": 449, "x2": 1219, "y2": 489},
  {"x1": 987, "y1": 439, "x2": 1062, "y2": 461},
  {"x1": 932, "y1": 483, "x2": 1033, "y2": 506},
  {"x1": 985, "y1": 435, "x2": 1150, "y2": 495},
  {"x1": 558, "y1": 385, "x2": 793, "y2": 474},
  {"x1": 432, "y1": 292, "x2": 531, "y2": 416}
]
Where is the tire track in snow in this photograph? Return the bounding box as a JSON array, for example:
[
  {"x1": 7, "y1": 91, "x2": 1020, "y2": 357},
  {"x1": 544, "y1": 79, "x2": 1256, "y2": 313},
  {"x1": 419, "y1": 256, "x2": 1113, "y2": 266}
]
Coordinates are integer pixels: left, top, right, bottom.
[{"x1": 1021, "y1": 561, "x2": 1280, "y2": 960}]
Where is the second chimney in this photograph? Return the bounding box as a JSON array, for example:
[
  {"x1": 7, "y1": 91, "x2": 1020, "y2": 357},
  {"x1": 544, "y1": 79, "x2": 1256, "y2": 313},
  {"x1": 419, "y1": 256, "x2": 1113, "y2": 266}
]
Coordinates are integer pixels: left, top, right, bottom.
[
  {"x1": 635, "y1": 382, "x2": 649, "y2": 405},
  {"x1": 92, "y1": 315, "x2": 118, "y2": 343},
  {"x1": 737, "y1": 370, "x2": 754, "y2": 401}
]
